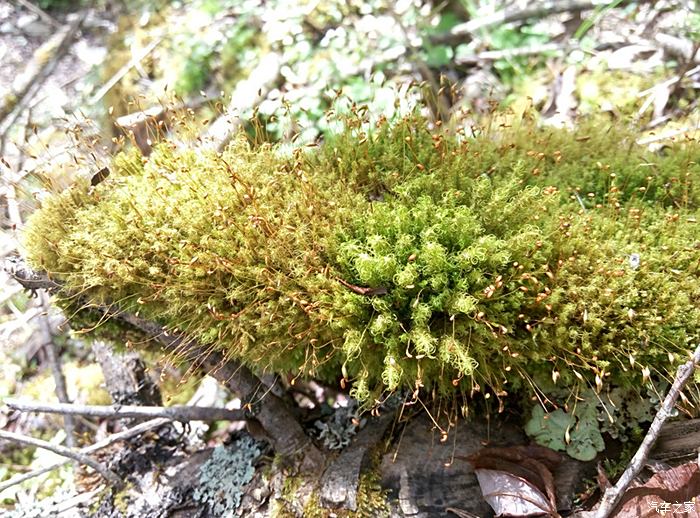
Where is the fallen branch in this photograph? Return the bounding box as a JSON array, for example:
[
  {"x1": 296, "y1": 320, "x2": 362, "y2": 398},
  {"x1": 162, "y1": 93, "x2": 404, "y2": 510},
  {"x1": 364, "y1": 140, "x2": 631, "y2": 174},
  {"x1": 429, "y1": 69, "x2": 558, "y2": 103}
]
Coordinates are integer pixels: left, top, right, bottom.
[
  {"x1": 0, "y1": 418, "x2": 169, "y2": 493},
  {"x1": 5, "y1": 399, "x2": 247, "y2": 422},
  {"x1": 88, "y1": 37, "x2": 162, "y2": 105},
  {"x1": 0, "y1": 13, "x2": 85, "y2": 132},
  {"x1": 594, "y1": 344, "x2": 700, "y2": 518},
  {"x1": 14, "y1": 0, "x2": 60, "y2": 28},
  {"x1": 0, "y1": 429, "x2": 123, "y2": 488},
  {"x1": 451, "y1": 0, "x2": 601, "y2": 36}
]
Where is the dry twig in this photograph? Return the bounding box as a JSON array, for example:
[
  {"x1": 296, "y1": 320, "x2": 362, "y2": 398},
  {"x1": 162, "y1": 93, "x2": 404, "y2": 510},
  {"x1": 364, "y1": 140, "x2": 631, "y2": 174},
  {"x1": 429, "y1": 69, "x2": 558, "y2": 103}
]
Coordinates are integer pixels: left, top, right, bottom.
[
  {"x1": 88, "y1": 37, "x2": 162, "y2": 105},
  {"x1": 0, "y1": 429, "x2": 123, "y2": 488},
  {"x1": 6, "y1": 399, "x2": 247, "y2": 422},
  {"x1": 594, "y1": 344, "x2": 700, "y2": 518},
  {"x1": 451, "y1": 0, "x2": 601, "y2": 36},
  {"x1": 455, "y1": 42, "x2": 566, "y2": 64},
  {"x1": 0, "y1": 418, "x2": 169, "y2": 493},
  {"x1": 13, "y1": 0, "x2": 60, "y2": 28}
]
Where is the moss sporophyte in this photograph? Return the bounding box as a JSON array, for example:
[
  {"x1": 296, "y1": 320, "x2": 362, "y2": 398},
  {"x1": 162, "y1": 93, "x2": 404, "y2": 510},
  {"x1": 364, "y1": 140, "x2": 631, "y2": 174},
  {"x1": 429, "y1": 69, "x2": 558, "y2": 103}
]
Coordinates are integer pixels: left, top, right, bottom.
[{"x1": 24, "y1": 114, "x2": 699, "y2": 457}]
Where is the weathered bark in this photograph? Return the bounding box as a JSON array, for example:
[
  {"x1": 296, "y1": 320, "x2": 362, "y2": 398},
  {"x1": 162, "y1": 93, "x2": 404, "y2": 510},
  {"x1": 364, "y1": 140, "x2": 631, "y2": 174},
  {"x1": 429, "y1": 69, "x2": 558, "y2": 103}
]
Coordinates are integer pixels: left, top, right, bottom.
[
  {"x1": 92, "y1": 340, "x2": 162, "y2": 407},
  {"x1": 320, "y1": 411, "x2": 395, "y2": 510},
  {"x1": 652, "y1": 418, "x2": 700, "y2": 461}
]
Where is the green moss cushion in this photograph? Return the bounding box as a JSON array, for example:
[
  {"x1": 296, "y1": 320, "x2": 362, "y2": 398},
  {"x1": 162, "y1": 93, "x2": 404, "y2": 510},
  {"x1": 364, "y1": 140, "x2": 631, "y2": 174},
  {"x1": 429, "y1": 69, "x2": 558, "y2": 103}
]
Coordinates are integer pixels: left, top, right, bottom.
[{"x1": 25, "y1": 115, "x2": 700, "y2": 410}]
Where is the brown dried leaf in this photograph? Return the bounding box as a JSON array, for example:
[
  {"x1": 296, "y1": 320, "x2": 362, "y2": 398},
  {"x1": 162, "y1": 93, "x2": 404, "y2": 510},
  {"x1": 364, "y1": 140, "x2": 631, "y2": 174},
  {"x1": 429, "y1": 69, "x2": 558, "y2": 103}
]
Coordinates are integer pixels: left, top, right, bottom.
[
  {"x1": 613, "y1": 462, "x2": 700, "y2": 517},
  {"x1": 466, "y1": 446, "x2": 562, "y2": 517}
]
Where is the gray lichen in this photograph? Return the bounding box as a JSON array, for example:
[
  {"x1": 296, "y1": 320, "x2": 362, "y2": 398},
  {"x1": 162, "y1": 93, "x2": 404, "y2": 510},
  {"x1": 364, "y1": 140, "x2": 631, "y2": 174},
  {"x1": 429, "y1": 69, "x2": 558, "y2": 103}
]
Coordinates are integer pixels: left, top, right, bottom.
[
  {"x1": 5, "y1": 488, "x2": 76, "y2": 518},
  {"x1": 192, "y1": 435, "x2": 261, "y2": 516},
  {"x1": 314, "y1": 400, "x2": 365, "y2": 450}
]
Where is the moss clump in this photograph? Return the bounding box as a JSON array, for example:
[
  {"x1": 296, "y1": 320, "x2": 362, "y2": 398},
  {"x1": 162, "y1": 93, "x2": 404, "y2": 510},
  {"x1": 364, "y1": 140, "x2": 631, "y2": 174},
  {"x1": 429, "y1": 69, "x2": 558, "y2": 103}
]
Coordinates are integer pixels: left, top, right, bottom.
[
  {"x1": 299, "y1": 470, "x2": 391, "y2": 518},
  {"x1": 24, "y1": 112, "x2": 700, "y2": 414}
]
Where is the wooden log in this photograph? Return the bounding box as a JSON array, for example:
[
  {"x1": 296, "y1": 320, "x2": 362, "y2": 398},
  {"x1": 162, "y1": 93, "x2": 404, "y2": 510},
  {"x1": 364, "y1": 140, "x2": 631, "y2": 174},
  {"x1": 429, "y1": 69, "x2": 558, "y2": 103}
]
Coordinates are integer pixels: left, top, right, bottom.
[{"x1": 652, "y1": 418, "x2": 700, "y2": 461}]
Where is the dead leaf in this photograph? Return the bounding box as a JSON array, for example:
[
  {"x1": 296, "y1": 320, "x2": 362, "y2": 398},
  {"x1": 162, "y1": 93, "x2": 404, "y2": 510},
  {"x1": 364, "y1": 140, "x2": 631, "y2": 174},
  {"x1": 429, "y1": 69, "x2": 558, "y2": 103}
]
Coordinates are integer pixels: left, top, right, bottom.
[
  {"x1": 613, "y1": 462, "x2": 700, "y2": 517},
  {"x1": 464, "y1": 445, "x2": 562, "y2": 517}
]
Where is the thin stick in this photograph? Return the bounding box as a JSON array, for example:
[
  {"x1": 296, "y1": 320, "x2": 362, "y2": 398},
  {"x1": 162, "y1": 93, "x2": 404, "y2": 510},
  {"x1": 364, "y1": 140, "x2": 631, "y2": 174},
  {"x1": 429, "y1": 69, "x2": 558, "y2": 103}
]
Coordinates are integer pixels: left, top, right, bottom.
[
  {"x1": 6, "y1": 399, "x2": 247, "y2": 422},
  {"x1": 88, "y1": 37, "x2": 162, "y2": 105},
  {"x1": 13, "y1": 0, "x2": 61, "y2": 28},
  {"x1": 0, "y1": 418, "x2": 169, "y2": 493},
  {"x1": 38, "y1": 291, "x2": 76, "y2": 447},
  {"x1": 0, "y1": 430, "x2": 123, "y2": 488},
  {"x1": 455, "y1": 42, "x2": 565, "y2": 64},
  {"x1": 594, "y1": 344, "x2": 700, "y2": 518},
  {"x1": 451, "y1": 0, "x2": 600, "y2": 36},
  {"x1": 637, "y1": 65, "x2": 700, "y2": 97}
]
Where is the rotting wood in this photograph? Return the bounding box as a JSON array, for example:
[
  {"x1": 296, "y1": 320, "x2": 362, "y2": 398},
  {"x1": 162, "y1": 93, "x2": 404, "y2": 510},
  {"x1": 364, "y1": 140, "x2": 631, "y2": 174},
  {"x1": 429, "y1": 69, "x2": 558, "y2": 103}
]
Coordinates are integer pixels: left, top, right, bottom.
[
  {"x1": 320, "y1": 411, "x2": 395, "y2": 510},
  {"x1": 92, "y1": 340, "x2": 162, "y2": 408},
  {"x1": 651, "y1": 418, "x2": 700, "y2": 461}
]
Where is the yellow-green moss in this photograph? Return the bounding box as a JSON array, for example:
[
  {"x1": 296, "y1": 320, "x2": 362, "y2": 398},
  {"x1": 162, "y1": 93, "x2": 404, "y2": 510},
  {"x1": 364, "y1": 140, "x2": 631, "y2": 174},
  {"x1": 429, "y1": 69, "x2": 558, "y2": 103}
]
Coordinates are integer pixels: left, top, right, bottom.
[
  {"x1": 23, "y1": 113, "x2": 700, "y2": 414},
  {"x1": 300, "y1": 470, "x2": 391, "y2": 518}
]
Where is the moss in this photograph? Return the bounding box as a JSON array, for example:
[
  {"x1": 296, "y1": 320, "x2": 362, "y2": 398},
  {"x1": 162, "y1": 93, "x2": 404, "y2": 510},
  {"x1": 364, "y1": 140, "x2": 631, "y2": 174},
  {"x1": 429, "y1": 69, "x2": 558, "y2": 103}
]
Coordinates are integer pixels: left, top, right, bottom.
[
  {"x1": 274, "y1": 468, "x2": 390, "y2": 518},
  {"x1": 23, "y1": 112, "x2": 700, "y2": 419},
  {"x1": 112, "y1": 482, "x2": 133, "y2": 515},
  {"x1": 271, "y1": 474, "x2": 303, "y2": 517},
  {"x1": 300, "y1": 470, "x2": 391, "y2": 518}
]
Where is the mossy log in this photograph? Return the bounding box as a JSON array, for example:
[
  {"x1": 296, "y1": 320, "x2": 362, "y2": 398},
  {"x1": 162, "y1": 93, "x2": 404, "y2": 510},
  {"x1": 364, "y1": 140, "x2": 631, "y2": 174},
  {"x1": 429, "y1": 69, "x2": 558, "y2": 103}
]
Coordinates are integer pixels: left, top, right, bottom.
[{"x1": 11, "y1": 111, "x2": 700, "y2": 513}]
